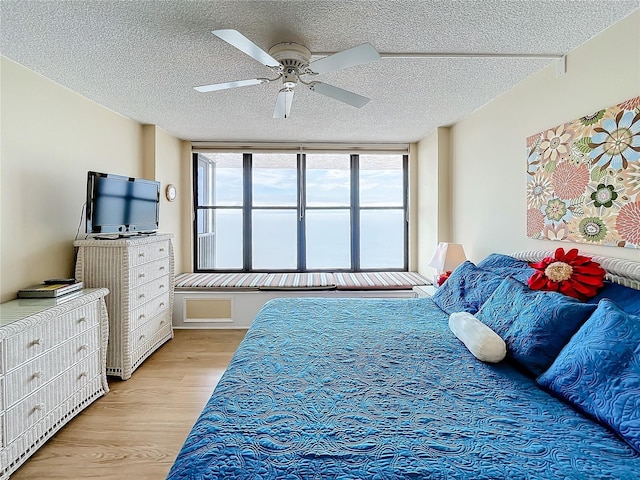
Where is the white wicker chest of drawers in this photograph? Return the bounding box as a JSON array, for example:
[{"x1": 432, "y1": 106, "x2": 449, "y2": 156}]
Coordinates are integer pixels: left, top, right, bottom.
[
  {"x1": 74, "y1": 234, "x2": 174, "y2": 380},
  {"x1": 0, "y1": 288, "x2": 109, "y2": 480}
]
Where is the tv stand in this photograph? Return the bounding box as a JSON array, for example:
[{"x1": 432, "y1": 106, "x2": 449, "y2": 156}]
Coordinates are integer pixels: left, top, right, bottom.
[
  {"x1": 92, "y1": 232, "x2": 157, "y2": 240},
  {"x1": 74, "y1": 234, "x2": 174, "y2": 379}
]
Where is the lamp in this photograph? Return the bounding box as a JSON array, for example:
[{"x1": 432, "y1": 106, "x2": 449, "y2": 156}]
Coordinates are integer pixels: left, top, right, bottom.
[{"x1": 428, "y1": 243, "x2": 467, "y2": 286}]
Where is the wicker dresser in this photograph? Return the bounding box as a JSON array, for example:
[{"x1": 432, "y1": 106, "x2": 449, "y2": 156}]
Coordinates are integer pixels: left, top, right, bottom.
[
  {"x1": 74, "y1": 234, "x2": 174, "y2": 380},
  {"x1": 0, "y1": 288, "x2": 109, "y2": 479}
]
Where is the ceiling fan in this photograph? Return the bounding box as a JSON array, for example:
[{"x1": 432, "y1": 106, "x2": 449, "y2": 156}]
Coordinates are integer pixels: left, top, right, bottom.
[{"x1": 194, "y1": 29, "x2": 381, "y2": 118}]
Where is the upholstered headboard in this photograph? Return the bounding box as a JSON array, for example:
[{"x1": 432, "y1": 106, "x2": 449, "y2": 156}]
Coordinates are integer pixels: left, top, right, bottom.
[{"x1": 511, "y1": 250, "x2": 640, "y2": 291}]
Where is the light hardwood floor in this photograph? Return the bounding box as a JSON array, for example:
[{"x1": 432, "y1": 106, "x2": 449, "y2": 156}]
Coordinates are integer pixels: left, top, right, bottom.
[{"x1": 11, "y1": 329, "x2": 246, "y2": 480}]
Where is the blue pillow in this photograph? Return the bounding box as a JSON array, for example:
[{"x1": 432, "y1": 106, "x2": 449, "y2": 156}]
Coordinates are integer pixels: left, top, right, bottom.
[
  {"x1": 476, "y1": 253, "x2": 535, "y2": 284},
  {"x1": 476, "y1": 277, "x2": 597, "y2": 376},
  {"x1": 431, "y1": 261, "x2": 504, "y2": 315},
  {"x1": 587, "y1": 281, "x2": 640, "y2": 314},
  {"x1": 538, "y1": 299, "x2": 640, "y2": 453}
]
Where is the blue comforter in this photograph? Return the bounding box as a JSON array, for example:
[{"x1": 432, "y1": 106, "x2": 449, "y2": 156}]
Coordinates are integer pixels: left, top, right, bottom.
[{"x1": 167, "y1": 298, "x2": 640, "y2": 479}]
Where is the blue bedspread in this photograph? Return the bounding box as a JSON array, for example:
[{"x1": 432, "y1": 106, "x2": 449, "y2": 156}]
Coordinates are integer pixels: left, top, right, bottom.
[{"x1": 167, "y1": 298, "x2": 640, "y2": 479}]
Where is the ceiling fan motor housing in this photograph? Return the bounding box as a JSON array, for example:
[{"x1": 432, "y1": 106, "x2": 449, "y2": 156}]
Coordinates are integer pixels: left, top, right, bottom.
[{"x1": 269, "y1": 42, "x2": 312, "y2": 87}]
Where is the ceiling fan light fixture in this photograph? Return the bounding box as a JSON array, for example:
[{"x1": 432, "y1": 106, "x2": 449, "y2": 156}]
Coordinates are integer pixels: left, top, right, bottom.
[{"x1": 282, "y1": 69, "x2": 298, "y2": 89}]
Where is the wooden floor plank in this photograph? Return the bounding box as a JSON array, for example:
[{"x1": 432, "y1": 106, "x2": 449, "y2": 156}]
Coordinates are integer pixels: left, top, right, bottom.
[{"x1": 10, "y1": 329, "x2": 245, "y2": 480}]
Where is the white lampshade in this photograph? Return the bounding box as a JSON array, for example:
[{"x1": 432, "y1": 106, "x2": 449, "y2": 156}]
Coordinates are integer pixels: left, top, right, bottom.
[{"x1": 428, "y1": 242, "x2": 467, "y2": 272}]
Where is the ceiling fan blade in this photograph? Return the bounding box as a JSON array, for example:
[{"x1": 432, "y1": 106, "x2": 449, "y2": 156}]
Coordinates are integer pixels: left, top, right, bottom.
[
  {"x1": 194, "y1": 78, "x2": 269, "y2": 93},
  {"x1": 308, "y1": 43, "x2": 380, "y2": 74},
  {"x1": 273, "y1": 88, "x2": 294, "y2": 118},
  {"x1": 309, "y1": 82, "x2": 370, "y2": 108},
  {"x1": 212, "y1": 29, "x2": 281, "y2": 68}
]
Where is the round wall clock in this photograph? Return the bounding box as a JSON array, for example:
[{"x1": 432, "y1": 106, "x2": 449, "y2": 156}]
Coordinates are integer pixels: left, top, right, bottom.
[{"x1": 166, "y1": 184, "x2": 177, "y2": 202}]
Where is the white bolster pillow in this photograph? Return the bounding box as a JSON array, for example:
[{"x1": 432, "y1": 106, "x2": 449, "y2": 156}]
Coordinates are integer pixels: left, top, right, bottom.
[{"x1": 449, "y1": 312, "x2": 507, "y2": 363}]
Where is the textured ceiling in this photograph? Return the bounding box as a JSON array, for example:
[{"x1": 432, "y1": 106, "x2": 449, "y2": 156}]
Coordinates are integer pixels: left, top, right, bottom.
[{"x1": 1, "y1": 0, "x2": 639, "y2": 143}]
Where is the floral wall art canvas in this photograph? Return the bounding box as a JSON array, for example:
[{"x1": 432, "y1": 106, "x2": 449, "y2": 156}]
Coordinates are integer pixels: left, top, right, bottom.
[{"x1": 526, "y1": 96, "x2": 640, "y2": 249}]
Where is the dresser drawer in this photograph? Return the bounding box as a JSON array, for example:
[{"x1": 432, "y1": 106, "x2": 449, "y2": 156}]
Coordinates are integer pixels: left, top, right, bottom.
[
  {"x1": 129, "y1": 311, "x2": 171, "y2": 353},
  {"x1": 5, "y1": 327, "x2": 100, "y2": 407},
  {"x1": 130, "y1": 275, "x2": 170, "y2": 310},
  {"x1": 130, "y1": 320, "x2": 173, "y2": 372},
  {"x1": 128, "y1": 241, "x2": 170, "y2": 267},
  {"x1": 4, "y1": 303, "x2": 99, "y2": 371},
  {"x1": 4, "y1": 353, "x2": 100, "y2": 444},
  {"x1": 129, "y1": 257, "x2": 171, "y2": 288},
  {"x1": 130, "y1": 292, "x2": 171, "y2": 331}
]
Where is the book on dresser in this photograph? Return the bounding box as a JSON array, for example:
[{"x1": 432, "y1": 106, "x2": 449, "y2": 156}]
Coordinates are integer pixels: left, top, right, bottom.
[{"x1": 17, "y1": 281, "x2": 83, "y2": 298}]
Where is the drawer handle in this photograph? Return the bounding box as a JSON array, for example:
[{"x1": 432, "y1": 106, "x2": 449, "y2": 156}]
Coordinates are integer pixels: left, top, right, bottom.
[
  {"x1": 139, "y1": 313, "x2": 146, "y2": 320},
  {"x1": 31, "y1": 404, "x2": 44, "y2": 414},
  {"x1": 78, "y1": 372, "x2": 88, "y2": 379},
  {"x1": 159, "y1": 302, "x2": 165, "y2": 308},
  {"x1": 77, "y1": 317, "x2": 87, "y2": 324},
  {"x1": 139, "y1": 272, "x2": 146, "y2": 278},
  {"x1": 159, "y1": 284, "x2": 165, "y2": 289},
  {"x1": 78, "y1": 344, "x2": 89, "y2": 352},
  {"x1": 139, "y1": 334, "x2": 146, "y2": 341},
  {"x1": 160, "y1": 266, "x2": 166, "y2": 271},
  {"x1": 30, "y1": 372, "x2": 42, "y2": 380},
  {"x1": 138, "y1": 252, "x2": 145, "y2": 257},
  {"x1": 160, "y1": 320, "x2": 165, "y2": 325},
  {"x1": 139, "y1": 293, "x2": 146, "y2": 299},
  {"x1": 159, "y1": 247, "x2": 165, "y2": 252},
  {"x1": 29, "y1": 338, "x2": 42, "y2": 347}
]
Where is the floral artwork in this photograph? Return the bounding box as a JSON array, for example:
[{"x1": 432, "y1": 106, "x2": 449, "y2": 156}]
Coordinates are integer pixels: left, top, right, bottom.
[{"x1": 526, "y1": 96, "x2": 640, "y2": 248}]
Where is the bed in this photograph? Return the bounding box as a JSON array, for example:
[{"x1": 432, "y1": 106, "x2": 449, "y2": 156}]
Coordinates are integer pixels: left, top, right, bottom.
[{"x1": 167, "y1": 250, "x2": 640, "y2": 479}]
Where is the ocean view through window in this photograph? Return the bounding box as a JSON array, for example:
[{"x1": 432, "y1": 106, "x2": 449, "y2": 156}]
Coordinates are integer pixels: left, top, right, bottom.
[{"x1": 193, "y1": 149, "x2": 408, "y2": 272}]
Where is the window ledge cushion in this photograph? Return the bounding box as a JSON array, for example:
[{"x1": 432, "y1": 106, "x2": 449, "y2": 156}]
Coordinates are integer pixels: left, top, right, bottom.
[
  {"x1": 449, "y1": 312, "x2": 506, "y2": 363},
  {"x1": 537, "y1": 299, "x2": 640, "y2": 454},
  {"x1": 476, "y1": 277, "x2": 596, "y2": 376},
  {"x1": 431, "y1": 261, "x2": 505, "y2": 315}
]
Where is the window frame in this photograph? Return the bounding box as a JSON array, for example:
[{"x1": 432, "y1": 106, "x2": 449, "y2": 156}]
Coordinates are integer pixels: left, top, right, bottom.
[{"x1": 192, "y1": 151, "x2": 408, "y2": 272}]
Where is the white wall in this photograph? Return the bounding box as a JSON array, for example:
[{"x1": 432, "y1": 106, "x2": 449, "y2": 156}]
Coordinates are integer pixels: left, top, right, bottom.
[
  {"x1": 0, "y1": 57, "x2": 185, "y2": 302},
  {"x1": 420, "y1": 11, "x2": 640, "y2": 265}
]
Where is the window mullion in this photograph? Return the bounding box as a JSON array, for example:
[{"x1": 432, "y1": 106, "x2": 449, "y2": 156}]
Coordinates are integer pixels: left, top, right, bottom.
[
  {"x1": 192, "y1": 152, "x2": 199, "y2": 271},
  {"x1": 298, "y1": 152, "x2": 306, "y2": 271},
  {"x1": 351, "y1": 154, "x2": 360, "y2": 271},
  {"x1": 403, "y1": 154, "x2": 409, "y2": 271},
  {"x1": 243, "y1": 153, "x2": 252, "y2": 271}
]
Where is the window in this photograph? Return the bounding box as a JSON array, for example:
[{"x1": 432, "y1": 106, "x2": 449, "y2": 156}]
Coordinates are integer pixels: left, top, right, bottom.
[
  {"x1": 359, "y1": 155, "x2": 406, "y2": 269},
  {"x1": 251, "y1": 153, "x2": 298, "y2": 269},
  {"x1": 193, "y1": 150, "x2": 407, "y2": 272},
  {"x1": 305, "y1": 154, "x2": 351, "y2": 269}
]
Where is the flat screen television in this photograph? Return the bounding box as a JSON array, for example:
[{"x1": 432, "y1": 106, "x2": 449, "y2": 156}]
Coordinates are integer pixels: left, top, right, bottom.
[{"x1": 86, "y1": 171, "x2": 160, "y2": 235}]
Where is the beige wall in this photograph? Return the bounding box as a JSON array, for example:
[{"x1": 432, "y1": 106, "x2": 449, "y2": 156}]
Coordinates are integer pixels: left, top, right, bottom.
[
  {"x1": 142, "y1": 125, "x2": 190, "y2": 274},
  {"x1": 419, "y1": 11, "x2": 640, "y2": 266},
  {"x1": 416, "y1": 127, "x2": 452, "y2": 275},
  {"x1": 0, "y1": 57, "x2": 185, "y2": 302}
]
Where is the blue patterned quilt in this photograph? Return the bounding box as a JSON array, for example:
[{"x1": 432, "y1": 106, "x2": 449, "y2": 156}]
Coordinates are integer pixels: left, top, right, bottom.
[{"x1": 167, "y1": 298, "x2": 640, "y2": 479}]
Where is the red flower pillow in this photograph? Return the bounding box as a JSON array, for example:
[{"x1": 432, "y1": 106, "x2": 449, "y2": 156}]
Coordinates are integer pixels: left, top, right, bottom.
[{"x1": 528, "y1": 248, "x2": 606, "y2": 300}]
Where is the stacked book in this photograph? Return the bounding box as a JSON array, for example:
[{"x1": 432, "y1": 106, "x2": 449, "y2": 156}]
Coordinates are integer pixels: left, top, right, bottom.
[{"x1": 18, "y1": 280, "x2": 83, "y2": 298}]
